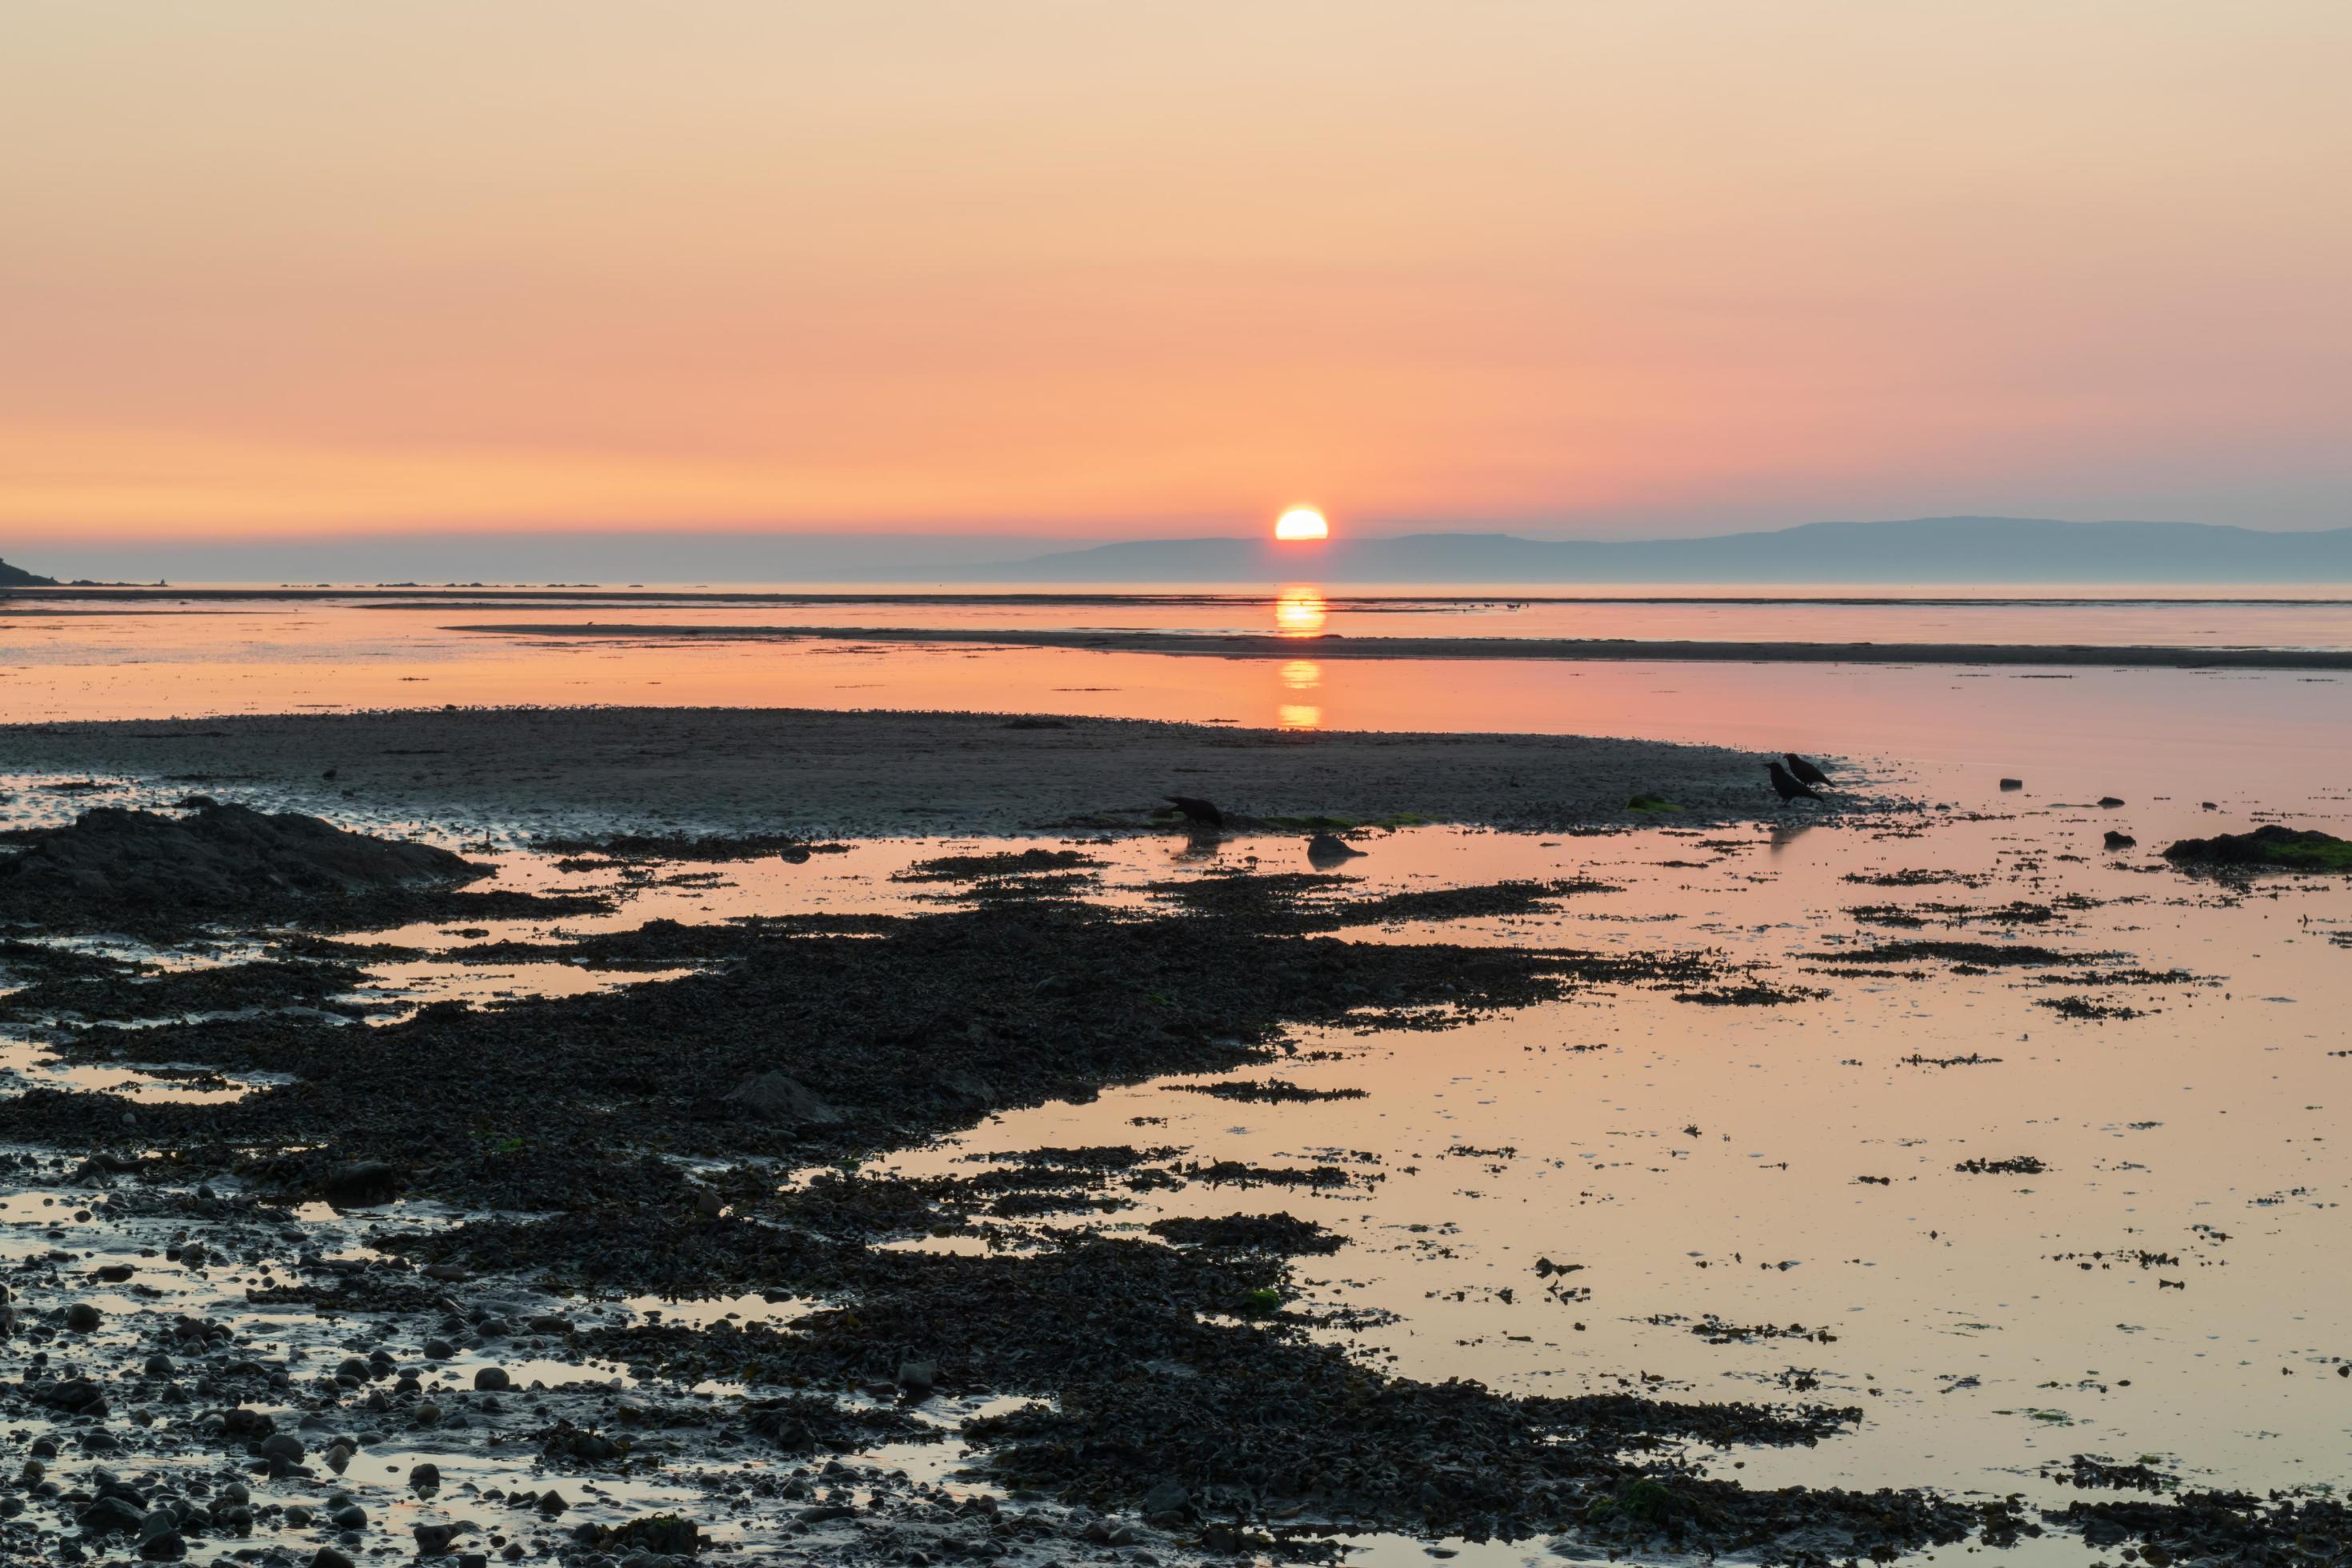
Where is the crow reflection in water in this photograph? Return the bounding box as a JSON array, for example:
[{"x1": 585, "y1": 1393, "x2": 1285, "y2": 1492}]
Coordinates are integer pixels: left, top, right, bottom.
[{"x1": 1766, "y1": 761, "x2": 1824, "y2": 805}]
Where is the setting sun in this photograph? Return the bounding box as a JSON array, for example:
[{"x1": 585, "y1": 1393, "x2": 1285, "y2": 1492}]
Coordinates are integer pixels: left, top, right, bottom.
[{"x1": 1274, "y1": 507, "x2": 1329, "y2": 542}]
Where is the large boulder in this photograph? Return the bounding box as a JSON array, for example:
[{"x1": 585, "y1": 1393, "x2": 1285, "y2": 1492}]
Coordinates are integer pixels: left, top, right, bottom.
[
  {"x1": 721, "y1": 1072, "x2": 842, "y2": 1126},
  {"x1": 0, "y1": 802, "x2": 486, "y2": 918},
  {"x1": 2162, "y1": 823, "x2": 2352, "y2": 872}
]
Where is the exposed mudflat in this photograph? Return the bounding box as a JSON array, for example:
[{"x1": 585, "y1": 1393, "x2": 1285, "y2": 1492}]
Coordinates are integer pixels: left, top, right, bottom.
[{"x1": 0, "y1": 706, "x2": 1814, "y2": 839}]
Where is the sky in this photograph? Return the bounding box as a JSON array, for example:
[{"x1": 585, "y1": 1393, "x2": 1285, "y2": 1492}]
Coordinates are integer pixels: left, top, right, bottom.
[{"x1": 2, "y1": 2, "x2": 2347, "y2": 551}]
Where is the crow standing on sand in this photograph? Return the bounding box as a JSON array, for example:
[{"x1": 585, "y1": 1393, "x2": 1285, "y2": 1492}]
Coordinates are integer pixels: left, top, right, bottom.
[
  {"x1": 1766, "y1": 762, "x2": 1824, "y2": 806},
  {"x1": 1164, "y1": 795, "x2": 1224, "y2": 830},
  {"x1": 1783, "y1": 753, "x2": 1830, "y2": 787}
]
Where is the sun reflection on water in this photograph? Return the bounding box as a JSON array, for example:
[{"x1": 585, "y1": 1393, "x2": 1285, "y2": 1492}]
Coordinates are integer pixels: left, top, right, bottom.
[{"x1": 1274, "y1": 586, "x2": 1327, "y2": 636}]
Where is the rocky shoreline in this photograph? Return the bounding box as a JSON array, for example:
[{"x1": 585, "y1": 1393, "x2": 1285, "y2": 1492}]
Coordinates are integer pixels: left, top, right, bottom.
[{"x1": 1, "y1": 790, "x2": 2345, "y2": 1566}]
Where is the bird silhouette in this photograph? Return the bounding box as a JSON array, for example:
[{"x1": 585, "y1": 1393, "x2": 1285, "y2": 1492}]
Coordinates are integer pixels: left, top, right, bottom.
[
  {"x1": 1164, "y1": 795, "x2": 1224, "y2": 830},
  {"x1": 1766, "y1": 761, "x2": 1823, "y2": 806},
  {"x1": 1783, "y1": 753, "x2": 1830, "y2": 787}
]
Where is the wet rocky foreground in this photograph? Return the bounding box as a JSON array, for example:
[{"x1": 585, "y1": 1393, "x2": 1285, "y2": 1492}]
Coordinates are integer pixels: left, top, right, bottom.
[{"x1": 1, "y1": 798, "x2": 2348, "y2": 1568}]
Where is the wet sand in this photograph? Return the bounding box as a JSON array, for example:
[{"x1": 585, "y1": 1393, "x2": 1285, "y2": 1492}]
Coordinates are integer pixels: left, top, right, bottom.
[
  {"x1": 454, "y1": 620, "x2": 2352, "y2": 670},
  {"x1": 0, "y1": 706, "x2": 1803, "y2": 837}
]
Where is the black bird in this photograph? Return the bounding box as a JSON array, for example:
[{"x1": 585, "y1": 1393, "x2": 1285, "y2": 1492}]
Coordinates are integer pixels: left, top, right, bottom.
[
  {"x1": 1164, "y1": 794, "x2": 1224, "y2": 830},
  {"x1": 1766, "y1": 761, "x2": 1823, "y2": 806},
  {"x1": 1783, "y1": 753, "x2": 1830, "y2": 787}
]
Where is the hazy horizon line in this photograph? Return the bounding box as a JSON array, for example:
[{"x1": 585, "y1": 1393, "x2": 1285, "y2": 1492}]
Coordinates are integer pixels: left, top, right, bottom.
[{"x1": 14, "y1": 510, "x2": 2352, "y2": 561}]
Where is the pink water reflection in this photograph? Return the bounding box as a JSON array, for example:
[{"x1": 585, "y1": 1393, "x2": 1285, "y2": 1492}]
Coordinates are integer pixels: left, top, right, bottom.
[{"x1": 3, "y1": 598, "x2": 2346, "y2": 802}]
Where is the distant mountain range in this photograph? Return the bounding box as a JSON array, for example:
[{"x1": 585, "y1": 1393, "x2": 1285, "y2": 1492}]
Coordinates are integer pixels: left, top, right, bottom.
[
  {"x1": 11, "y1": 516, "x2": 2352, "y2": 586},
  {"x1": 0, "y1": 557, "x2": 58, "y2": 587},
  {"x1": 971, "y1": 517, "x2": 2352, "y2": 585}
]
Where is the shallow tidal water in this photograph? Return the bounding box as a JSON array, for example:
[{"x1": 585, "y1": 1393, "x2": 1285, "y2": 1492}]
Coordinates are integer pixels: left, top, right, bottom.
[
  {"x1": 4, "y1": 588, "x2": 2351, "y2": 1565},
  {"x1": 7, "y1": 749, "x2": 2346, "y2": 1566}
]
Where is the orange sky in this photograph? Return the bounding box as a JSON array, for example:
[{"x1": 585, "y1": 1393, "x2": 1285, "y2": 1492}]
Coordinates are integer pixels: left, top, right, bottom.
[{"x1": 2, "y1": 2, "x2": 2346, "y2": 542}]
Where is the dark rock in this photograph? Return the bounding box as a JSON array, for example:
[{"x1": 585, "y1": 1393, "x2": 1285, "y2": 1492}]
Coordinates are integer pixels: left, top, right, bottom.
[
  {"x1": 1148, "y1": 1212, "x2": 1346, "y2": 1254},
  {"x1": 77, "y1": 1495, "x2": 146, "y2": 1535},
  {"x1": 136, "y1": 1510, "x2": 186, "y2": 1558},
  {"x1": 321, "y1": 1161, "x2": 398, "y2": 1209},
  {"x1": 64, "y1": 1301, "x2": 102, "y2": 1331},
  {"x1": 1142, "y1": 1479, "x2": 1191, "y2": 1521},
  {"x1": 613, "y1": 1515, "x2": 699, "y2": 1555},
  {"x1": 0, "y1": 802, "x2": 486, "y2": 921},
  {"x1": 2103, "y1": 830, "x2": 2137, "y2": 850},
  {"x1": 413, "y1": 1522, "x2": 466, "y2": 1554},
  {"x1": 721, "y1": 1071, "x2": 841, "y2": 1126},
  {"x1": 1999, "y1": 778, "x2": 2023, "y2": 790},
  {"x1": 473, "y1": 1366, "x2": 510, "y2": 1391},
  {"x1": 34, "y1": 1376, "x2": 107, "y2": 1413},
  {"x1": 1306, "y1": 833, "x2": 1364, "y2": 867},
  {"x1": 2163, "y1": 823, "x2": 2352, "y2": 872},
  {"x1": 219, "y1": 1407, "x2": 274, "y2": 1438}
]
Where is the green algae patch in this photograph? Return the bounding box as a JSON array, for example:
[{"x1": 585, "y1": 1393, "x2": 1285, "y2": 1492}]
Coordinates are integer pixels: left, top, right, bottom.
[
  {"x1": 2162, "y1": 824, "x2": 2352, "y2": 873},
  {"x1": 1626, "y1": 794, "x2": 1685, "y2": 814}
]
